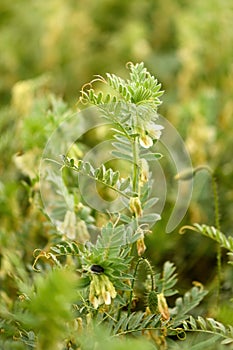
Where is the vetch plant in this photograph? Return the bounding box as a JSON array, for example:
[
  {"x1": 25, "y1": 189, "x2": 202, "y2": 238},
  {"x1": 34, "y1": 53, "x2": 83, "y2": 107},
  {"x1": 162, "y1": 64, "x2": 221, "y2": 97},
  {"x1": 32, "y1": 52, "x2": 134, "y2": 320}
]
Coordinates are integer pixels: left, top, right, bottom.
[
  {"x1": 38, "y1": 63, "x2": 233, "y2": 349},
  {"x1": 77, "y1": 62, "x2": 165, "y2": 231},
  {"x1": 1, "y1": 63, "x2": 233, "y2": 350}
]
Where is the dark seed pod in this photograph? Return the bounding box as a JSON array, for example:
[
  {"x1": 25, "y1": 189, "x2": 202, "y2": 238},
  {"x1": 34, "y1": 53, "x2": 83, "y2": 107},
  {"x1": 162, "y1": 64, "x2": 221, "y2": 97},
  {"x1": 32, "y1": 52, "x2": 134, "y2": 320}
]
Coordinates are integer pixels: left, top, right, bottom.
[
  {"x1": 90, "y1": 264, "x2": 104, "y2": 274},
  {"x1": 147, "y1": 290, "x2": 158, "y2": 314}
]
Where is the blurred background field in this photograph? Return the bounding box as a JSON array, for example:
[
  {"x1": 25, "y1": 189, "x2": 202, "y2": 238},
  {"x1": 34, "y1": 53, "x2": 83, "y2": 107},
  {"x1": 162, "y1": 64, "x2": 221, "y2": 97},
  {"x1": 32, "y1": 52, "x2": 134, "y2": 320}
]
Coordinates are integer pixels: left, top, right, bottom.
[{"x1": 0, "y1": 0, "x2": 233, "y2": 325}]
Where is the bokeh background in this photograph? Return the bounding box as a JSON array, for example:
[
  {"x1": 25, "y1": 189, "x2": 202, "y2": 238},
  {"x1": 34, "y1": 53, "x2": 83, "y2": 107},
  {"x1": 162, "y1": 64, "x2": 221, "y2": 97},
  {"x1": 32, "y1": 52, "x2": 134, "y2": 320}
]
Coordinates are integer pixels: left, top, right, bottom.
[{"x1": 0, "y1": 0, "x2": 233, "y2": 321}]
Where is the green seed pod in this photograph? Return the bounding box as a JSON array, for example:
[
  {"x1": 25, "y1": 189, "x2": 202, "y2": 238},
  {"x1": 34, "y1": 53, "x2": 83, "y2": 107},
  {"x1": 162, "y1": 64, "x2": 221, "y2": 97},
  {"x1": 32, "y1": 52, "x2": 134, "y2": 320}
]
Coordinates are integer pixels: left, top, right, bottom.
[
  {"x1": 147, "y1": 290, "x2": 158, "y2": 314},
  {"x1": 174, "y1": 168, "x2": 194, "y2": 181}
]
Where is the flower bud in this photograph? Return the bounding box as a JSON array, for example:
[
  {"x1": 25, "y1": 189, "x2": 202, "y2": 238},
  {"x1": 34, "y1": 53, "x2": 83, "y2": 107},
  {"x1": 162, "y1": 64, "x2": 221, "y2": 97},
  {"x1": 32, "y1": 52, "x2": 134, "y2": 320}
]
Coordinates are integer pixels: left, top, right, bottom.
[
  {"x1": 101, "y1": 275, "x2": 117, "y2": 299},
  {"x1": 137, "y1": 235, "x2": 146, "y2": 256},
  {"x1": 157, "y1": 293, "x2": 170, "y2": 321},
  {"x1": 60, "y1": 210, "x2": 76, "y2": 239},
  {"x1": 139, "y1": 158, "x2": 149, "y2": 185},
  {"x1": 103, "y1": 291, "x2": 111, "y2": 305},
  {"x1": 129, "y1": 197, "x2": 143, "y2": 217},
  {"x1": 92, "y1": 274, "x2": 101, "y2": 294},
  {"x1": 89, "y1": 280, "x2": 96, "y2": 306},
  {"x1": 77, "y1": 220, "x2": 90, "y2": 243},
  {"x1": 89, "y1": 273, "x2": 117, "y2": 308}
]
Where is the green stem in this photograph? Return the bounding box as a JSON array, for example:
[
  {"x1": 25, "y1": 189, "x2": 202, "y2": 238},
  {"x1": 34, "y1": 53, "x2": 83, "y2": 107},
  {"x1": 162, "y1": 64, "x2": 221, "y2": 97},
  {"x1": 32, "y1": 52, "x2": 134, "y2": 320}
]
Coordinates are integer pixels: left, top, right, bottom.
[
  {"x1": 143, "y1": 258, "x2": 155, "y2": 291},
  {"x1": 211, "y1": 175, "x2": 222, "y2": 304},
  {"x1": 128, "y1": 258, "x2": 143, "y2": 316},
  {"x1": 212, "y1": 176, "x2": 221, "y2": 235},
  {"x1": 131, "y1": 111, "x2": 140, "y2": 196},
  {"x1": 128, "y1": 117, "x2": 144, "y2": 316},
  {"x1": 132, "y1": 136, "x2": 139, "y2": 194},
  {"x1": 195, "y1": 166, "x2": 222, "y2": 303}
]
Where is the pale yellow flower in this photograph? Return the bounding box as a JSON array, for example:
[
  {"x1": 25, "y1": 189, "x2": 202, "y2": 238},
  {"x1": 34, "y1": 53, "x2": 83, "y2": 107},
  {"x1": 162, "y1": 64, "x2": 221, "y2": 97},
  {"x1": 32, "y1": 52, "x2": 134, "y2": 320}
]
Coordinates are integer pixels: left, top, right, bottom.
[
  {"x1": 103, "y1": 291, "x2": 111, "y2": 305},
  {"x1": 129, "y1": 197, "x2": 143, "y2": 217},
  {"x1": 147, "y1": 123, "x2": 164, "y2": 140},
  {"x1": 139, "y1": 134, "x2": 153, "y2": 148},
  {"x1": 139, "y1": 123, "x2": 164, "y2": 149},
  {"x1": 89, "y1": 274, "x2": 117, "y2": 309},
  {"x1": 139, "y1": 158, "x2": 149, "y2": 185},
  {"x1": 137, "y1": 234, "x2": 146, "y2": 256},
  {"x1": 59, "y1": 210, "x2": 76, "y2": 239},
  {"x1": 157, "y1": 293, "x2": 170, "y2": 321},
  {"x1": 76, "y1": 220, "x2": 90, "y2": 243}
]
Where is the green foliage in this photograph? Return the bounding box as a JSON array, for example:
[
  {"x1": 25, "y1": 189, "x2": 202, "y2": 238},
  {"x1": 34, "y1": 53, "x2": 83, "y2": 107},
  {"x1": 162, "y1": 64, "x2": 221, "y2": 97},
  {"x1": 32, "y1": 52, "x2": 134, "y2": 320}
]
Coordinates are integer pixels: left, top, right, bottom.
[
  {"x1": 170, "y1": 286, "x2": 208, "y2": 326},
  {"x1": 25, "y1": 63, "x2": 230, "y2": 349},
  {"x1": 0, "y1": 262, "x2": 77, "y2": 350},
  {"x1": 78, "y1": 324, "x2": 157, "y2": 350},
  {"x1": 62, "y1": 156, "x2": 132, "y2": 199},
  {"x1": 1, "y1": 15, "x2": 233, "y2": 346},
  {"x1": 156, "y1": 261, "x2": 178, "y2": 296},
  {"x1": 180, "y1": 224, "x2": 233, "y2": 263},
  {"x1": 18, "y1": 269, "x2": 78, "y2": 350},
  {"x1": 112, "y1": 312, "x2": 161, "y2": 335},
  {"x1": 182, "y1": 316, "x2": 233, "y2": 346},
  {"x1": 80, "y1": 62, "x2": 164, "y2": 110},
  {"x1": 192, "y1": 224, "x2": 233, "y2": 253}
]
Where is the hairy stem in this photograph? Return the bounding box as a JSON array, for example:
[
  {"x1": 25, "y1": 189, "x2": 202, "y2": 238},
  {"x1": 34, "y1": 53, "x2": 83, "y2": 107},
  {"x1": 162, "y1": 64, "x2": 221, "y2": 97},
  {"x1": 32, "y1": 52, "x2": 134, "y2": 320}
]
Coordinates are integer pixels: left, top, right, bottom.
[
  {"x1": 143, "y1": 258, "x2": 155, "y2": 291},
  {"x1": 211, "y1": 175, "x2": 222, "y2": 304},
  {"x1": 194, "y1": 166, "x2": 222, "y2": 303},
  {"x1": 128, "y1": 258, "x2": 143, "y2": 316},
  {"x1": 132, "y1": 136, "x2": 139, "y2": 194}
]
